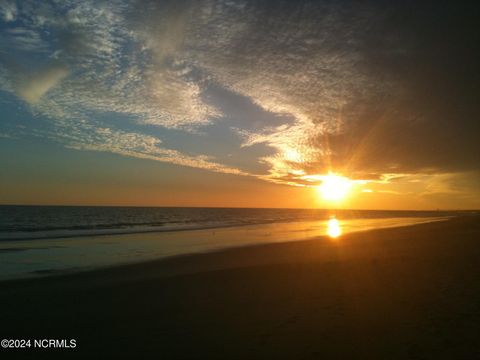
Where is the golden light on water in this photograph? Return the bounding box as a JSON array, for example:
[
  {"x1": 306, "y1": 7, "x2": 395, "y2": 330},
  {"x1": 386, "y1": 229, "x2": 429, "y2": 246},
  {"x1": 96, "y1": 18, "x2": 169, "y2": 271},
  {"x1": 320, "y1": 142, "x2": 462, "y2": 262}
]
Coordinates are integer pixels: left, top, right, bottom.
[
  {"x1": 327, "y1": 218, "x2": 342, "y2": 238},
  {"x1": 317, "y1": 173, "x2": 352, "y2": 202}
]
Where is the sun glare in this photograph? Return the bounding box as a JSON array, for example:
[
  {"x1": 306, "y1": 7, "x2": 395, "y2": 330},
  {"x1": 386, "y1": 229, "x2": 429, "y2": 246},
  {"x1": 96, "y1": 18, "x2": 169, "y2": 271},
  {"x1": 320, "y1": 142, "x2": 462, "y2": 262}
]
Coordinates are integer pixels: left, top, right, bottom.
[
  {"x1": 327, "y1": 218, "x2": 342, "y2": 238},
  {"x1": 318, "y1": 173, "x2": 352, "y2": 202}
]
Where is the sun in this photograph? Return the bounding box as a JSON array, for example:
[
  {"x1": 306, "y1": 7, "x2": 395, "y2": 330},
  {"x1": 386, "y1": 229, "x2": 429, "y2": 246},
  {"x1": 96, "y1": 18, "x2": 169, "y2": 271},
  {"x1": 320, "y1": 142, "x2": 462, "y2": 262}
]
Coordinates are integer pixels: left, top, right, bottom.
[{"x1": 318, "y1": 173, "x2": 352, "y2": 202}]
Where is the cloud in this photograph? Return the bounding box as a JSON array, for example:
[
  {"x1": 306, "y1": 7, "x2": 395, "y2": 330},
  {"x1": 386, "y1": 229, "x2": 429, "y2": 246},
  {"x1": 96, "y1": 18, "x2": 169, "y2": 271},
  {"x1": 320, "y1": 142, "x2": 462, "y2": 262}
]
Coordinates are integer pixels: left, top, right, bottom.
[
  {"x1": 0, "y1": 0, "x2": 479, "y2": 199},
  {"x1": 75, "y1": 141, "x2": 246, "y2": 175},
  {"x1": 173, "y1": 0, "x2": 397, "y2": 182},
  {"x1": 175, "y1": 0, "x2": 480, "y2": 185},
  {"x1": 2, "y1": 27, "x2": 49, "y2": 52},
  {"x1": 0, "y1": 0, "x2": 17, "y2": 22},
  {"x1": 16, "y1": 65, "x2": 68, "y2": 104},
  {"x1": 51, "y1": 119, "x2": 246, "y2": 176}
]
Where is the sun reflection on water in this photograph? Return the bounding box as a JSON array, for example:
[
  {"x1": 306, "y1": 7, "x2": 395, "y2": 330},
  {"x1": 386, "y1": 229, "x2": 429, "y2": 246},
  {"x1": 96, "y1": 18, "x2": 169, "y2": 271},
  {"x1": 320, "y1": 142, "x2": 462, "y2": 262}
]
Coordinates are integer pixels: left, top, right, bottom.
[{"x1": 327, "y1": 218, "x2": 342, "y2": 238}]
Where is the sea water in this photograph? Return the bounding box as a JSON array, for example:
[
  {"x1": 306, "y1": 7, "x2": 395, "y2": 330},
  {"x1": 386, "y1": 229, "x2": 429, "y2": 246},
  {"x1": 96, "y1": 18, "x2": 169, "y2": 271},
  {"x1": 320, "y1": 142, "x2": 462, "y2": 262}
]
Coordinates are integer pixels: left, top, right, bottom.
[{"x1": 0, "y1": 205, "x2": 463, "y2": 279}]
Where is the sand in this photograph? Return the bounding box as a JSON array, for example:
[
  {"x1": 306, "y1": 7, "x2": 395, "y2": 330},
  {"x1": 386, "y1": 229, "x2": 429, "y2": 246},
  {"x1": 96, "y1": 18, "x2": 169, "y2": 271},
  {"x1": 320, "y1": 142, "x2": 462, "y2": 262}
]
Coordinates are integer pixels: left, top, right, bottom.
[{"x1": 1, "y1": 215, "x2": 480, "y2": 359}]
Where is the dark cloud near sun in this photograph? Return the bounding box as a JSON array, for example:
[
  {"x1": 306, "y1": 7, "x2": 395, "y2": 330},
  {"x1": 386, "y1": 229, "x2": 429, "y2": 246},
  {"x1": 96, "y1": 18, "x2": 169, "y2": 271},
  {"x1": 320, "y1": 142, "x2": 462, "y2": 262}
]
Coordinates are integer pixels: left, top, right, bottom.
[{"x1": 315, "y1": 0, "x2": 480, "y2": 177}]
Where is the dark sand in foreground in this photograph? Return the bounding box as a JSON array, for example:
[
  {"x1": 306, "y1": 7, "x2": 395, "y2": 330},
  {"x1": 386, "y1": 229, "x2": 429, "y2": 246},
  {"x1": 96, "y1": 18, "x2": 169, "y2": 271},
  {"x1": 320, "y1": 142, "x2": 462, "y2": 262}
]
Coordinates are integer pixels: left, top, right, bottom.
[{"x1": 2, "y1": 216, "x2": 480, "y2": 359}]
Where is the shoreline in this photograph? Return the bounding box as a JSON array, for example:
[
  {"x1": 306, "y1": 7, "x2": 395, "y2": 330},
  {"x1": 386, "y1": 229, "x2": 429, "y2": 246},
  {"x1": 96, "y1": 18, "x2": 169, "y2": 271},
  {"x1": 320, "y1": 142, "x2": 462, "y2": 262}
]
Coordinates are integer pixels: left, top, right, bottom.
[
  {"x1": 0, "y1": 215, "x2": 469, "y2": 285},
  {"x1": 0, "y1": 216, "x2": 452, "y2": 282},
  {"x1": 0, "y1": 216, "x2": 452, "y2": 243},
  {"x1": 1, "y1": 207, "x2": 467, "y2": 242}
]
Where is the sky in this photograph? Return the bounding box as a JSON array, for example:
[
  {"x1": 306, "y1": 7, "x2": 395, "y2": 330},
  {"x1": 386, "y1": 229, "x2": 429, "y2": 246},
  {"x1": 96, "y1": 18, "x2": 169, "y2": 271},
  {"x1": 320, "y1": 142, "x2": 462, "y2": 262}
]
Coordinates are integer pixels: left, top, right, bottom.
[{"x1": 0, "y1": 0, "x2": 479, "y2": 209}]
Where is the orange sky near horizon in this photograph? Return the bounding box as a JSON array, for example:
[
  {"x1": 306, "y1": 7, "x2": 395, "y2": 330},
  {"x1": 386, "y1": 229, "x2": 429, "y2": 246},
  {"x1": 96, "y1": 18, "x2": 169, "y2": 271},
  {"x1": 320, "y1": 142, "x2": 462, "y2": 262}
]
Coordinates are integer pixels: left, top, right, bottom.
[{"x1": 1, "y1": 142, "x2": 478, "y2": 210}]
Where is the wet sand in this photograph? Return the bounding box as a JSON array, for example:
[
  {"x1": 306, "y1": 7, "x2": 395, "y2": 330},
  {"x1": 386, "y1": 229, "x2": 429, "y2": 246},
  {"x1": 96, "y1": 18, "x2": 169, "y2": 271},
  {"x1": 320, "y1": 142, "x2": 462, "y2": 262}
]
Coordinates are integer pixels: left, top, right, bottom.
[{"x1": 1, "y1": 215, "x2": 480, "y2": 359}]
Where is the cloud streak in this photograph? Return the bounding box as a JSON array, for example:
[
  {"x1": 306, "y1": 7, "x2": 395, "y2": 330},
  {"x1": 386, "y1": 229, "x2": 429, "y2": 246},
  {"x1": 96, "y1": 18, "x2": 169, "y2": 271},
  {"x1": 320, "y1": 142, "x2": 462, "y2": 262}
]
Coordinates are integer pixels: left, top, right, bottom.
[{"x1": 16, "y1": 65, "x2": 68, "y2": 104}]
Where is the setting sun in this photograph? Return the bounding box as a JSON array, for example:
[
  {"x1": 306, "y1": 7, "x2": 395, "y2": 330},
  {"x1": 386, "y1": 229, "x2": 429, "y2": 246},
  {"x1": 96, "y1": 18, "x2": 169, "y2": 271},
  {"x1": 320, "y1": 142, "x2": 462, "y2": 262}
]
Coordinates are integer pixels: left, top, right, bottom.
[{"x1": 318, "y1": 174, "x2": 352, "y2": 202}]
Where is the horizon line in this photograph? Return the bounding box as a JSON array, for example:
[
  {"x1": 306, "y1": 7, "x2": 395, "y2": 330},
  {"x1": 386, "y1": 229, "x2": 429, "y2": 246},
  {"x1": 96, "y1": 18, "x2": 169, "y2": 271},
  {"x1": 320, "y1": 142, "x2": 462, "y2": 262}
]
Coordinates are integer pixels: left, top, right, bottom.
[{"x1": 0, "y1": 203, "x2": 477, "y2": 212}]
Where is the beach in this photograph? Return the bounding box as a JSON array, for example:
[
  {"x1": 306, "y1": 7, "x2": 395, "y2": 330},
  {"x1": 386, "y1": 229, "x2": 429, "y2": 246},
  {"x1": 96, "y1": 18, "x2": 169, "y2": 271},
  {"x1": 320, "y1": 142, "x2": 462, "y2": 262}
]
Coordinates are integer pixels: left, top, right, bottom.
[{"x1": 1, "y1": 215, "x2": 480, "y2": 359}]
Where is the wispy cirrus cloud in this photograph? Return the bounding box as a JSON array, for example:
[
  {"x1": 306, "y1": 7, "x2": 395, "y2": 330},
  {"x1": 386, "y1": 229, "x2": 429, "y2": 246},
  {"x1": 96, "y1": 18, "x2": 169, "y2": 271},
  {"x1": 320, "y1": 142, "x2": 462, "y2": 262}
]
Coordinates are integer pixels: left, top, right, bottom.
[
  {"x1": 0, "y1": 0, "x2": 230, "y2": 175},
  {"x1": 0, "y1": 0, "x2": 17, "y2": 22}
]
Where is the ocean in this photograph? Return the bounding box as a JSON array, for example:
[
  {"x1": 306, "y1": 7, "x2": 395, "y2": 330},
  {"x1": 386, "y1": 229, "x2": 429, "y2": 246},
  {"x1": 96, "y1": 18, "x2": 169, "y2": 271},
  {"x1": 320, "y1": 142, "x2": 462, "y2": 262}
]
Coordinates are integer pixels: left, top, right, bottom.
[
  {"x1": 0, "y1": 205, "x2": 459, "y2": 241},
  {"x1": 0, "y1": 205, "x2": 466, "y2": 280}
]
